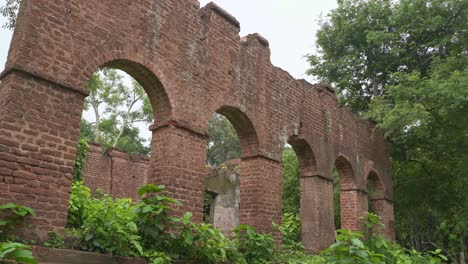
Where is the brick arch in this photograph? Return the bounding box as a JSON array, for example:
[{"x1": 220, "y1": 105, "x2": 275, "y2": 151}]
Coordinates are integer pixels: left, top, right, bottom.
[
  {"x1": 0, "y1": 0, "x2": 394, "y2": 246},
  {"x1": 287, "y1": 136, "x2": 317, "y2": 175},
  {"x1": 333, "y1": 155, "x2": 357, "y2": 190},
  {"x1": 333, "y1": 155, "x2": 367, "y2": 232},
  {"x1": 365, "y1": 170, "x2": 394, "y2": 239},
  {"x1": 77, "y1": 44, "x2": 174, "y2": 123},
  {"x1": 366, "y1": 170, "x2": 385, "y2": 201},
  {"x1": 215, "y1": 106, "x2": 260, "y2": 158}
]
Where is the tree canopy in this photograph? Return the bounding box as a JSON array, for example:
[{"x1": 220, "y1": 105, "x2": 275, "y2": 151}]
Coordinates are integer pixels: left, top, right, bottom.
[{"x1": 308, "y1": 0, "x2": 467, "y2": 262}]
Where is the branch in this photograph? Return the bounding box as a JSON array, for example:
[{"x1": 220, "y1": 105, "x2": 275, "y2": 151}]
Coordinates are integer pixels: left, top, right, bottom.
[{"x1": 408, "y1": 159, "x2": 433, "y2": 178}]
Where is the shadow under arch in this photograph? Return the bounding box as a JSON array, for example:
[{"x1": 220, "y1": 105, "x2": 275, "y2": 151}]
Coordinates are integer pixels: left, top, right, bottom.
[
  {"x1": 334, "y1": 155, "x2": 357, "y2": 190},
  {"x1": 366, "y1": 170, "x2": 385, "y2": 199},
  {"x1": 366, "y1": 170, "x2": 385, "y2": 214},
  {"x1": 287, "y1": 136, "x2": 317, "y2": 175},
  {"x1": 216, "y1": 105, "x2": 260, "y2": 158}
]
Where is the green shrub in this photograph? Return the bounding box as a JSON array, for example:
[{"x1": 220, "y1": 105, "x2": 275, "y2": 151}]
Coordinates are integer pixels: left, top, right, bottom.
[
  {"x1": 134, "y1": 184, "x2": 180, "y2": 252},
  {"x1": 0, "y1": 242, "x2": 37, "y2": 264},
  {"x1": 320, "y1": 213, "x2": 447, "y2": 264},
  {"x1": 169, "y1": 212, "x2": 237, "y2": 263},
  {"x1": 77, "y1": 195, "x2": 142, "y2": 256},
  {"x1": 231, "y1": 225, "x2": 278, "y2": 263},
  {"x1": 67, "y1": 181, "x2": 91, "y2": 228},
  {"x1": 275, "y1": 213, "x2": 303, "y2": 251},
  {"x1": 43, "y1": 231, "x2": 65, "y2": 249},
  {"x1": 0, "y1": 203, "x2": 35, "y2": 241},
  {"x1": 0, "y1": 203, "x2": 36, "y2": 264}
]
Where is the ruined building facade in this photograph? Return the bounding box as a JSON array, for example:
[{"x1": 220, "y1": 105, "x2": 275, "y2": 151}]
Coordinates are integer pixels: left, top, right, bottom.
[{"x1": 0, "y1": 0, "x2": 394, "y2": 251}]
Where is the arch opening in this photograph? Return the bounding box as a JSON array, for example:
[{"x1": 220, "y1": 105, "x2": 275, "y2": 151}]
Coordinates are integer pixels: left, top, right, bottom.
[
  {"x1": 283, "y1": 137, "x2": 318, "y2": 250},
  {"x1": 367, "y1": 171, "x2": 385, "y2": 214},
  {"x1": 203, "y1": 110, "x2": 245, "y2": 233},
  {"x1": 68, "y1": 60, "x2": 169, "y2": 229},
  {"x1": 333, "y1": 156, "x2": 358, "y2": 231}
]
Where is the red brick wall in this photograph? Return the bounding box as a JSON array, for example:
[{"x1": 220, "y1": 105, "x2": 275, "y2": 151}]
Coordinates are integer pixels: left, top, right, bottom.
[
  {"x1": 82, "y1": 143, "x2": 148, "y2": 201},
  {"x1": 0, "y1": 0, "x2": 394, "y2": 248}
]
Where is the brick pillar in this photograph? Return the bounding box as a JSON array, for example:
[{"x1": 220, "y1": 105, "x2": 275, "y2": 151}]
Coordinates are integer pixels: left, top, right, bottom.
[
  {"x1": 340, "y1": 189, "x2": 368, "y2": 231},
  {"x1": 240, "y1": 156, "x2": 282, "y2": 234},
  {"x1": 371, "y1": 198, "x2": 395, "y2": 240},
  {"x1": 300, "y1": 175, "x2": 335, "y2": 252},
  {"x1": 0, "y1": 70, "x2": 86, "y2": 241},
  {"x1": 148, "y1": 124, "x2": 208, "y2": 222}
]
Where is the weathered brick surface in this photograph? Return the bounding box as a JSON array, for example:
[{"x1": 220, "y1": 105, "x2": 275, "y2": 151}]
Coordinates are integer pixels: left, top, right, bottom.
[
  {"x1": 82, "y1": 143, "x2": 148, "y2": 200},
  {"x1": 0, "y1": 0, "x2": 394, "y2": 249}
]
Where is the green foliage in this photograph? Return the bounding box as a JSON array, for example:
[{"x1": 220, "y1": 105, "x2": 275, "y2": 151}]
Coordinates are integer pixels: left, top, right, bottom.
[
  {"x1": 309, "y1": 0, "x2": 468, "y2": 261},
  {"x1": 67, "y1": 181, "x2": 91, "y2": 228},
  {"x1": 207, "y1": 113, "x2": 241, "y2": 166},
  {"x1": 0, "y1": 203, "x2": 36, "y2": 264},
  {"x1": 0, "y1": 203, "x2": 35, "y2": 240},
  {"x1": 231, "y1": 225, "x2": 278, "y2": 264},
  {"x1": 72, "y1": 140, "x2": 88, "y2": 182},
  {"x1": 0, "y1": 242, "x2": 36, "y2": 264},
  {"x1": 275, "y1": 213, "x2": 303, "y2": 251},
  {"x1": 169, "y1": 212, "x2": 234, "y2": 263},
  {"x1": 43, "y1": 231, "x2": 65, "y2": 249},
  {"x1": 321, "y1": 214, "x2": 447, "y2": 264},
  {"x1": 134, "y1": 184, "x2": 180, "y2": 252},
  {"x1": 76, "y1": 195, "x2": 142, "y2": 256},
  {"x1": 281, "y1": 148, "x2": 300, "y2": 214},
  {"x1": 0, "y1": 0, "x2": 19, "y2": 29},
  {"x1": 308, "y1": 0, "x2": 467, "y2": 114},
  {"x1": 82, "y1": 68, "x2": 152, "y2": 155}
]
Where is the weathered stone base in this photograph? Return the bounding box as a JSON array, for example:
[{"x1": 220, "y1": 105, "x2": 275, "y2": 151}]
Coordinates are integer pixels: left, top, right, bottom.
[{"x1": 32, "y1": 246, "x2": 147, "y2": 264}]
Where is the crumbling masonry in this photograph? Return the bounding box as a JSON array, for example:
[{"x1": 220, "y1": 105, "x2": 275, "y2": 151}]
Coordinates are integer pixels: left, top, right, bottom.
[{"x1": 0, "y1": 0, "x2": 394, "y2": 252}]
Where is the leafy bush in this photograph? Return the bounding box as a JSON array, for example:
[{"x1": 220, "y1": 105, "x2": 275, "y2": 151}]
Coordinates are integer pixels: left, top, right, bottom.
[
  {"x1": 0, "y1": 203, "x2": 37, "y2": 264},
  {"x1": 67, "y1": 181, "x2": 91, "y2": 228},
  {"x1": 0, "y1": 242, "x2": 37, "y2": 264},
  {"x1": 43, "y1": 231, "x2": 65, "y2": 249},
  {"x1": 275, "y1": 213, "x2": 303, "y2": 251},
  {"x1": 231, "y1": 225, "x2": 278, "y2": 263},
  {"x1": 320, "y1": 213, "x2": 447, "y2": 264},
  {"x1": 76, "y1": 195, "x2": 142, "y2": 256},
  {"x1": 134, "y1": 184, "x2": 180, "y2": 252},
  {"x1": 0, "y1": 203, "x2": 35, "y2": 240}
]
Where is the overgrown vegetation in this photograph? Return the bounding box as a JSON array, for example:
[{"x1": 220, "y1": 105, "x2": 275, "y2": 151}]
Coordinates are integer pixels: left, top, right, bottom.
[
  {"x1": 0, "y1": 203, "x2": 37, "y2": 264},
  {"x1": 58, "y1": 183, "x2": 447, "y2": 263}
]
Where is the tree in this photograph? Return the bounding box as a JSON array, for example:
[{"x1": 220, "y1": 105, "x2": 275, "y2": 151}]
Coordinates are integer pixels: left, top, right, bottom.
[
  {"x1": 206, "y1": 114, "x2": 241, "y2": 166},
  {"x1": 82, "y1": 69, "x2": 152, "y2": 155},
  {"x1": 308, "y1": 0, "x2": 467, "y2": 262},
  {"x1": 0, "y1": 0, "x2": 19, "y2": 30},
  {"x1": 308, "y1": 0, "x2": 467, "y2": 113}
]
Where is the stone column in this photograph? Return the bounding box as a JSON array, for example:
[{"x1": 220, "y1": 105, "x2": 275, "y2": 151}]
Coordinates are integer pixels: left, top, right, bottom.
[
  {"x1": 240, "y1": 156, "x2": 282, "y2": 234},
  {"x1": 340, "y1": 189, "x2": 368, "y2": 231},
  {"x1": 148, "y1": 124, "x2": 208, "y2": 222},
  {"x1": 300, "y1": 174, "x2": 335, "y2": 252},
  {"x1": 0, "y1": 70, "x2": 86, "y2": 241}
]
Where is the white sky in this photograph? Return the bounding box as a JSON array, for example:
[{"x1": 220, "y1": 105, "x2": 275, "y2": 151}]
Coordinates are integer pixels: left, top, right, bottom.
[{"x1": 0, "y1": 0, "x2": 337, "y2": 143}]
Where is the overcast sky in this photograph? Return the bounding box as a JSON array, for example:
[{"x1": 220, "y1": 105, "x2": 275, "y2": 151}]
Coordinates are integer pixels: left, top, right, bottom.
[
  {"x1": 0, "y1": 0, "x2": 337, "y2": 79},
  {"x1": 0, "y1": 0, "x2": 337, "y2": 143}
]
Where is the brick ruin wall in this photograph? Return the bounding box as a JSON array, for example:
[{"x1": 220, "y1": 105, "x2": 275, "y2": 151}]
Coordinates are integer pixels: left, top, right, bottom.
[
  {"x1": 82, "y1": 143, "x2": 149, "y2": 201},
  {"x1": 0, "y1": 0, "x2": 394, "y2": 251}
]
